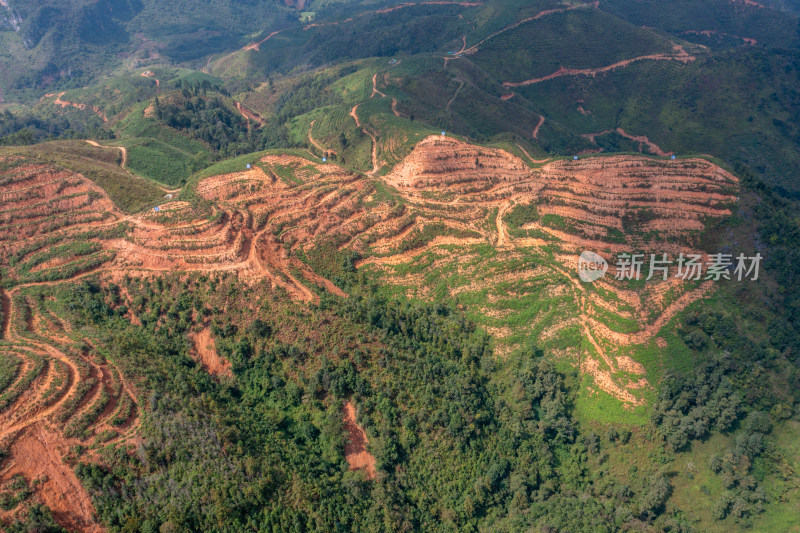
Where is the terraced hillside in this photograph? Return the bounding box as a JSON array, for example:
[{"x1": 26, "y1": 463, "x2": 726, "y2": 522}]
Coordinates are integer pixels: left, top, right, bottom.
[
  {"x1": 0, "y1": 137, "x2": 737, "y2": 518},
  {"x1": 0, "y1": 157, "x2": 140, "y2": 530},
  {"x1": 2, "y1": 0, "x2": 800, "y2": 530},
  {"x1": 362, "y1": 137, "x2": 739, "y2": 408}
]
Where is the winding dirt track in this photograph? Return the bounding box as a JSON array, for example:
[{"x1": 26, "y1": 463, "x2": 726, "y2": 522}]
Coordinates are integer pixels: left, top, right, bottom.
[
  {"x1": 446, "y1": 79, "x2": 465, "y2": 112},
  {"x1": 47, "y1": 93, "x2": 109, "y2": 122},
  {"x1": 532, "y1": 115, "x2": 545, "y2": 139},
  {"x1": 308, "y1": 120, "x2": 336, "y2": 155},
  {"x1": 503, "y1": 45, "x2": 695, "y2": 87},
  {"x1": 84, "y1": 140, "x2": 127, "y2": 168},
  {"x1": 581, "y1": 127, "x2": 672, "y2": 156},
  {"x1": 463, "y1": 2, "x2": 597, "y2": 55},
  {"x1": 371, "y1": 73, "x2": 386, "y2": 98},
  {"x1": 242, "y1": 29, "x2": 284, "y2": 52},
  {"x1": 235, "y1": 101, "x2": 265, "y2": 127},
  {"x1": 682, "y1": 29, "x2": 756, "y2": 45},
  {"x1": 350, "y1": 104, "x2": 380, "y2": 174},
  {"x1": 514, "y1": 143, "x2": 549, "y2": 164},
  {"x1": 304, "y1": 1, "x2": 481, "y2": 31}
]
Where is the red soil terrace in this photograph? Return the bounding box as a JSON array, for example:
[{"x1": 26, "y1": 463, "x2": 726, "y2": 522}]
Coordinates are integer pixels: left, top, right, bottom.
[{"x1": 0, "y1": 134, "x2": 738, "y2": 526}]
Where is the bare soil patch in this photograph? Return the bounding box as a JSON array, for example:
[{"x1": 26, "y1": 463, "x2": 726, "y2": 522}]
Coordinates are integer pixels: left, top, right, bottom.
[
  {"x1": 190, "y1": 327, "x2": 232, "y2": 378},
  {"x1": 1, "y1": 423, "x2": 103, "y2": 532},
  {"x1": 343, "y1": 401, "x2": 376, "y2": 480}
]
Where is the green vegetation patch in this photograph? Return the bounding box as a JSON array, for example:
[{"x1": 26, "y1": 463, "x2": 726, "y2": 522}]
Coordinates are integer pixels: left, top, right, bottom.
[{"x1": 0, "y1": 141, "x2": 164, "y2": 213}]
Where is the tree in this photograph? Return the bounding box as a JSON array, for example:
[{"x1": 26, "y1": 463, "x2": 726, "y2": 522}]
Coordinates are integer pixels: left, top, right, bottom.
[{"x1": 639, "y1": 473, "x2": 672, "y2": 517}]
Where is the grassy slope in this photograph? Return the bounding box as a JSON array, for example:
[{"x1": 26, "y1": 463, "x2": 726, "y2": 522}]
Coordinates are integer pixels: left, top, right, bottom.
[{"x1": 0, "y1": 140, "x2": 164, "y2": 212}]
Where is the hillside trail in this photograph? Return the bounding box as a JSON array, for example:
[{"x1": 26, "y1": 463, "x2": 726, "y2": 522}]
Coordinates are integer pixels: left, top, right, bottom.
[
  {"x1": 495, "y1": 201, "x2": 511, "y2": 247},
  {"x1": 370, "y1": 64, "x2": 403, "y2": 118},
  {"x1": 514, "y1": 142, "x2": 549, "y2": 164},
  {"x1": 303, "y1": 0, "x2": 481, "y2": 30},
  {"x1": 308, "y1": 120, "x2": 337, "y2": 155},
  {"x1": 243, "y1": 29, "x2": 283, "y2": 52},
  {"x1": 371, "y1": 73, "x2": 386, "y2": 98},
  {"x1": 359, "y1": 63, "x2": 405, "y2": 171},
  {"x1": 140, "y1": 70, "x2": 159, "y2": 88},
  {"x1": 581, "y1": 128, "x2": 672, "y2": 156},
  {"x1": 350, "y1": 104, "x2": 380, "y2": 175},
  {"x1": 682, "y1": 29, "x2": 757, "y2": 45},
  {"x1": 532, "y1": 115, "x2": 544, "y2": 139},
  {"x1": 206, "y1": 29, "x2": 285, "y2": 74},
  {"x1": 235, "y1": 101, "x2": 265, "y2": 127},
  {"x1": 84, "y1": 140, "x2": 127, "y2": 168},
  {"x1": 446, "y1": 79, "x2": 465, "y2": 112},
  {"x1": 463, "y1": 3, "x2": 595, "y2": 55},
  {"x1": 0, "y1": 288, "x2": 10, "y2": 340},
  {"x1": 49, "y1": 92, "x2": 109, "y2": 122},
  {"x1": 503, "y1": 44, "x2": 695, "y2": 87}
]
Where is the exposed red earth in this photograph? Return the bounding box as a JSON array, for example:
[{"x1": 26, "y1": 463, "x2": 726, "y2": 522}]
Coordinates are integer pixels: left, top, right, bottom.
[
  {"x1": 2, "y1": 424, "x2": 104, "y2": 532},
  {"x1": 235, "y1": 101, "x2": 266, "y2": 127},
  {"x1": 0, "y1": 134, "x2": 738, "y2": 526},
  {"x1": 582, "y1": 127, "x2": 673, "y2": 156},
  {"x1": 45, "y1": 93, "x2": 109, "y2": 122},
  {"x1": 140, "y1": 70, "x2": 160, "y2": 87},
  {"x1": 369, "y1": 136, "x2": 737, "y2": 404},
  {"x1": 503, "y1": 45, "x2": 695, "y2": 87},
  {"x1": 342, "y1": 401, "x2": 376, "y2": 479},
  {"x1": 189, "y1": 327, "x2": 232, "y2": 378}
]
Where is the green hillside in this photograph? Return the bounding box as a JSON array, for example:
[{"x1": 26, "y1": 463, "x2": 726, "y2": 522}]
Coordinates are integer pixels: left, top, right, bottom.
[{"x1": 1, "y1": 0, "x2": 800, "y2": 530}]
